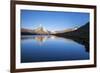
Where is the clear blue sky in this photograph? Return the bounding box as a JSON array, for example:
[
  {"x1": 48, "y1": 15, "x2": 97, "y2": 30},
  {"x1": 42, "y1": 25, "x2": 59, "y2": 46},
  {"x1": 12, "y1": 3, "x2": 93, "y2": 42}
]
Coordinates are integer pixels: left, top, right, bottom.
[{"x1": 21, "y1": 10, "x2": 89, "y2": 31}]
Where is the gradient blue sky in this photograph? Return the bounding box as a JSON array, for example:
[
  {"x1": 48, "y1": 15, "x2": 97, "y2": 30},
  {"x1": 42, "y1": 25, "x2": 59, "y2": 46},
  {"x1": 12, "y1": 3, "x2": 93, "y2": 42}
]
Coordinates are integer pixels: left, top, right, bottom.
[{"x1": 21, "y1": 10, "x2": 89, "y2": 31}]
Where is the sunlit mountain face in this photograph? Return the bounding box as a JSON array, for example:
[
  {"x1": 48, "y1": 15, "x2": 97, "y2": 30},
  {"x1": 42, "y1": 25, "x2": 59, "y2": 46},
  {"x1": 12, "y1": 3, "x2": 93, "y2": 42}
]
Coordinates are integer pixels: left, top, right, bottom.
[{"x1": 33, "y1": 24, "x2": 50, "y2": 34}]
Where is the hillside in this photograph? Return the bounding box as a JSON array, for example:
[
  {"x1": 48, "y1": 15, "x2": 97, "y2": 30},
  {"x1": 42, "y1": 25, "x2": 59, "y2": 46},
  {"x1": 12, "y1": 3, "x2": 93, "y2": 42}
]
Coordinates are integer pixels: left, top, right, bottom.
[
  {"x1": 21, "y1": 28, "x2": 37, "y2": 35},
  {"x1": 55, "y1": 22, "x2": 89, "y2": 40}
]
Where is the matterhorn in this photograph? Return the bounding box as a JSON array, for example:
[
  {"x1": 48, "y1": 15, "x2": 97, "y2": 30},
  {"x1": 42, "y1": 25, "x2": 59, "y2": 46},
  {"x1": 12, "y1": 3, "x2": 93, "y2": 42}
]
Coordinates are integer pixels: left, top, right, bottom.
[{"x1": 33, "y1": 24, "x2": 50, "y2": 34}]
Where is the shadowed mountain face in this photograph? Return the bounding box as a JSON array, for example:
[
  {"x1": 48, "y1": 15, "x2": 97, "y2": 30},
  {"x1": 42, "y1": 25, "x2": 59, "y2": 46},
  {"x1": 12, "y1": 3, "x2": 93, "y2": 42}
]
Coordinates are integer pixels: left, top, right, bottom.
[
  {"x1": 55, "y1": 22, "x2": 89, "y2": 52},
  {"x1": 55, "y1": 22, "x2": 89, "y2": 39}
]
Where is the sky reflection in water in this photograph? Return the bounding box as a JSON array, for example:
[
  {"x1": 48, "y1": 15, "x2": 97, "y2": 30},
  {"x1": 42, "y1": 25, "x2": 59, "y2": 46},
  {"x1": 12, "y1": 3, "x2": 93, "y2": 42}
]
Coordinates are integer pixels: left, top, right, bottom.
[{"x1": 21, "y1": 35, "x2": 89, "y2": 63}]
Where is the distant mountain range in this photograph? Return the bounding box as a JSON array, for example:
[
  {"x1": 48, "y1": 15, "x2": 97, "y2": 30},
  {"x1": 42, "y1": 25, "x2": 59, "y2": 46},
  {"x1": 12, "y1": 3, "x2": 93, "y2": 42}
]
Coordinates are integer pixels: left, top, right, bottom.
[{"x1": 21, "y1": 24, "x2": 80, "y2": 35}]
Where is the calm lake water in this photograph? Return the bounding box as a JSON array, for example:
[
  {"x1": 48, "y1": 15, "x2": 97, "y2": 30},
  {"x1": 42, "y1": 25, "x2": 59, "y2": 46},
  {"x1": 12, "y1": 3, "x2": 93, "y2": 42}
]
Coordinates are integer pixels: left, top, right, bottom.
[{"x1": 21, "y1": 35, "x2": 89, "y2": 63}]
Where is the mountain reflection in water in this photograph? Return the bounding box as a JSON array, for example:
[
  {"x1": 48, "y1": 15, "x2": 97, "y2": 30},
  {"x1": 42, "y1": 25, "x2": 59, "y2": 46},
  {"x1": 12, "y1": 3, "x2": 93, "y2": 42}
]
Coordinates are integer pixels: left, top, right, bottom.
[
  {"x1": 22, "y1": 35, "x2": 60, "y2": 43},
  {"x1": 21, "y1": 35, "x2": 89, "y2": 63}
]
